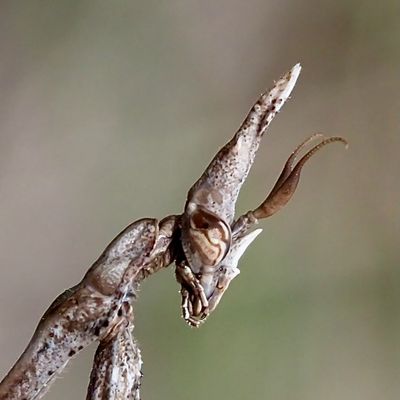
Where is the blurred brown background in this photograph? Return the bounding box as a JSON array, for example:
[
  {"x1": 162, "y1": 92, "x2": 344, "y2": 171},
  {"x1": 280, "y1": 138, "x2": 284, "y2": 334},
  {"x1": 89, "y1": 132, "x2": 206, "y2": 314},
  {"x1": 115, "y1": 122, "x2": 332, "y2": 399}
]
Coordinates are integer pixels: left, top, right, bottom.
[{"x1": 0, "y1": 1, "x2": 399, "y2": 399}]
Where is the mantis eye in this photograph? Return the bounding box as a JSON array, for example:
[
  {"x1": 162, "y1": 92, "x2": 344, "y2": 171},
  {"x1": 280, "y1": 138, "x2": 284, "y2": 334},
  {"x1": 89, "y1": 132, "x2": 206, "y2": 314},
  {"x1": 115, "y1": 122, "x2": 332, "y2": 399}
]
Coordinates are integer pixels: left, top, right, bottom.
[{"x1": 181, "y1": 204, "x2": 232, "y2": 273}]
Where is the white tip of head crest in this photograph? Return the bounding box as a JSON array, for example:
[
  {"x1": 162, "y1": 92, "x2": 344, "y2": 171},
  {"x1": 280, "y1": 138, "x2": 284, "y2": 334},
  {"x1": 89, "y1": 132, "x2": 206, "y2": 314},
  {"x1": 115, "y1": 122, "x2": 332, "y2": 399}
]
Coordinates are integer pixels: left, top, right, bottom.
[
  {"x1": 271, "y1": 64, "x2": 301, "y2": 113},
  {"x1": 288, "y1": 63, "x2": 302, "y2": 85}
]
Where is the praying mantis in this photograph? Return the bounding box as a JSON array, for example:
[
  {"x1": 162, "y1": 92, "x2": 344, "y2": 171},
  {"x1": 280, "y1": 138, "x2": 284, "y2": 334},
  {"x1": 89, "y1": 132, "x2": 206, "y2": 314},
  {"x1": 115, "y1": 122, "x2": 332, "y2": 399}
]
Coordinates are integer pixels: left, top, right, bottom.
[{"x1": 0, "y1": 64, "x2": 347, "y2": 400}]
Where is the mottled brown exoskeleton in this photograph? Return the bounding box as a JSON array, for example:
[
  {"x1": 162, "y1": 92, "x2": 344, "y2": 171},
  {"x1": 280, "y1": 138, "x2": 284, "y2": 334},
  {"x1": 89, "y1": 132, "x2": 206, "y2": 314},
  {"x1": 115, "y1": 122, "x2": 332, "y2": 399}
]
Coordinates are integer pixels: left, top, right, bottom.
[
  {"x1": 0, "y1": 64, "x2": 346, "y2": 400},
  {"x1": 177, "y1": 64, "x2": 346, "y2": 326}
]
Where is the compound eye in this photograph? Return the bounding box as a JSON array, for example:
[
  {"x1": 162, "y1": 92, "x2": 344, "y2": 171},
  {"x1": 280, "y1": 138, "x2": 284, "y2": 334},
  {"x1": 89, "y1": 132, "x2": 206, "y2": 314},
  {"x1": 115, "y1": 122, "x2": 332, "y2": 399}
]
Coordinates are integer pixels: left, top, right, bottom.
[{"x1": 184, "y1": 206, "x2": 232, "y2": 269}]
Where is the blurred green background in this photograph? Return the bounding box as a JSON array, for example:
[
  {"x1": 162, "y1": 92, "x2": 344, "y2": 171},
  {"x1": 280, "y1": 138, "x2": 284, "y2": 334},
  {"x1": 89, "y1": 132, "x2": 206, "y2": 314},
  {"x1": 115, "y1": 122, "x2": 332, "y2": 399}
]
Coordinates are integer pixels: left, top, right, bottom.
[{"x1": 0, "y1": 1, "x2": 399, "y2": 399}]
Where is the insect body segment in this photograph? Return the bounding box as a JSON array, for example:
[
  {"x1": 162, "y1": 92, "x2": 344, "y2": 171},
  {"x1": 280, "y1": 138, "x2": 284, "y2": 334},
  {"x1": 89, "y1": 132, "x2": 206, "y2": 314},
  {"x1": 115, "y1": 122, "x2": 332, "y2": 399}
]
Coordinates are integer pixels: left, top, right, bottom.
[
  {"x1": 0, "y1": 218, "x2": 175, "y2": 400},
  {"x1": 86, "y1": 302, "x2": 142, "y2": 400},
  {"x1": 176, "y1": 66, "x2": 347, "y2": 326},
  {"x1": 177, "y1": 64, "x2": 303, "y2": 326},
  {"x1": 0, "y1": 64, "x2": 347, "y2": 399},
  {"x1": 186, "y1": 63, "x2": 302, "y2": 225}
]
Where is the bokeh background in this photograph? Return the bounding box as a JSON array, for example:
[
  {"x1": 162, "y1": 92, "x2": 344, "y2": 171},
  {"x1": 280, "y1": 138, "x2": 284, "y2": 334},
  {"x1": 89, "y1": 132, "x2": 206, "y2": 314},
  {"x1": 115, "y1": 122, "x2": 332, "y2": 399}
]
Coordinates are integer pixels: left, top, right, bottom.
[{"x1": 0, "y1": 1, "x2": 399, "y2": 399}]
